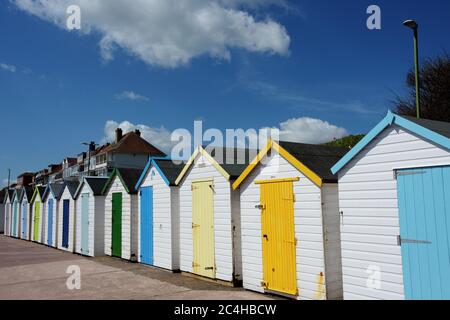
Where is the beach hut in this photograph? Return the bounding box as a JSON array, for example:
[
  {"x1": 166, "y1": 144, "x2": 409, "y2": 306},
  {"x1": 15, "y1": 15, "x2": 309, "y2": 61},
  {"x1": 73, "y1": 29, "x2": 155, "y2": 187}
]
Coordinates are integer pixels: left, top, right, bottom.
[
  {"x1": 175, "y1": 146, "x2": 253, "y2": 284},
  {"x1": 3, "y1": 190, "x2": 13, "y2": 236},
  {"x1": 232, "y1": 140, "x2": 347, "y2": 299},
  {"x1": 57, "y1": 181, "x2": 79, "y2": 252},
  {"x1": 20, "y1": 186, "x2": 34, "y2": 240},
  {"x1": 331, "y1": 111, "x2": 450, "y2": 300},
  {"x1": 30, "y1": 186, "x2": 46, "y2": 243},
  {"x1": 135, "y1": 158, "x2": 184, "y2": 270},
  {"x1": 0, "y1": 189, "x2": 6, "y2": 234},
  {"x1": 42, "y1": 183, "x2": 65, "y2": 247},
  {"x1": 10, "y1": 189, "x2": 23, "y2": 238},
  {"x1": 102, "y1": 168, "x2": 142, "y2": 261},
  {"x1": 74, "y1": 177, "x2": 108, "y2": 257}
]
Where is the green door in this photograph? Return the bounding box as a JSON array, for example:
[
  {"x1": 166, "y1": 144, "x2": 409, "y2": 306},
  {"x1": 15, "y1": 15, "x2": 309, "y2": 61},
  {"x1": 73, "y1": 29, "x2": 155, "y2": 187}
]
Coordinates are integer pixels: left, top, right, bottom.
[
  {"x1": 112, "y1": 193, "x2": 122, "y2": 257},
  {"x1": 34, "y1": 201, "x2": 41, "y2": 242}
]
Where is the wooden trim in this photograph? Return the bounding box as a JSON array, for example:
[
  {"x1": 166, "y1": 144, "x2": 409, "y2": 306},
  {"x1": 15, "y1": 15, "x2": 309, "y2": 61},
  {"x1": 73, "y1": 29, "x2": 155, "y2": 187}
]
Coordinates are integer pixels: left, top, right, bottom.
[
  {"x1": 255, "y1": 177, "x2": 300, "y2": 185},
  {"x1": 175, "y1": 146, "x2": 231, "y2": 185},
  {"x1": 273, "y1": 142, "x2": 323, "y2": 188},
  {"x1": 232, "y1": 140, "x2": 273, "y2": 190},
  {"x1": 232, "y1": 139, "x2": 323, "y2": 189}
]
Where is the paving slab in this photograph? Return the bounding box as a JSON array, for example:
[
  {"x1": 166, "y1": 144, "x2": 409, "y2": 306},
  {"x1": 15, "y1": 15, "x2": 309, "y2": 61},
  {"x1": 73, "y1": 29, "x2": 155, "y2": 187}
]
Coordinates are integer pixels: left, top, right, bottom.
[{"x1": 0, "y1": 235, "x2": 276, "y2": 300}]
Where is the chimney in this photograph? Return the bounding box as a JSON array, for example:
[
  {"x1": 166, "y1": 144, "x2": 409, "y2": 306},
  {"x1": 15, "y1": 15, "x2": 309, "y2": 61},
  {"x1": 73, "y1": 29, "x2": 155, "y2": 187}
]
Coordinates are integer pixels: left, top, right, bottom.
[
  {"x1": 89, "y1": 141, "x2": 96, "y2": 152},
  {"x1": 115, "y1": 128, "x2": 123, "y2": 143},
  {"x1": 135, "y1": 129, "x2": 141, "y2": 137}
]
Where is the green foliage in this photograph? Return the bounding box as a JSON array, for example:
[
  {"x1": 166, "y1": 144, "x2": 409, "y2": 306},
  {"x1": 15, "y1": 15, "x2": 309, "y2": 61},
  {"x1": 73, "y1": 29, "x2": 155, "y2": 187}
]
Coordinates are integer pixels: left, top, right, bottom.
[{"x1": 324, "y1": 134, "x2": 365, "y2": 149}]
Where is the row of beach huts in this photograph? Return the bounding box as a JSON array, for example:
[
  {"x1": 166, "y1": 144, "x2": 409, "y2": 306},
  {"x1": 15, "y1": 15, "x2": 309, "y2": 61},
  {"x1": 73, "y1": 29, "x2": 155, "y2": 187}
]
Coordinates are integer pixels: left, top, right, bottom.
[{"x1": 1, "y1": 111, "x2": 450, "y2": 300}]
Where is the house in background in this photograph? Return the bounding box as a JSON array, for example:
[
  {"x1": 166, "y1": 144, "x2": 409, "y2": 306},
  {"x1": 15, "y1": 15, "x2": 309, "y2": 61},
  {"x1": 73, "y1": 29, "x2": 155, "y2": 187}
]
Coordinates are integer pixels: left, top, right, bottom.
[
  {"x1": 88, "y1": 128, "x2": 166, "y2": 177},
  {"x1": 16, "y1": 173, "x2": 35, "y2": 188}
]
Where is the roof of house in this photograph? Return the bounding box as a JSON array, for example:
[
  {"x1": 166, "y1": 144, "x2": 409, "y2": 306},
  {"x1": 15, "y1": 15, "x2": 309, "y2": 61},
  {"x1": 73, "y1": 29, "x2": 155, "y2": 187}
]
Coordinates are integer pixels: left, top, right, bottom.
[
  {"x1": 232, "y1": 140, "x2": 348, "y2": 189},
  {"x1": 23, "y1": 186, "x2": 34, "y2": 201},
  {"x1": 402, "y1": 116, "x2": 450, "y2": 139},
  {"x1": 102, "y1": 168, "x2": 143, "y2": 195},
  {"x1": 175, "y1": 146, "x2": 256, "y2": 185},
  {"x1": 331, "y1": 111, "x2": 450, "y2": 174},
  {"x1": 75, "y1": 177, "x2": 109, "y2": 198},
  {"x1": 43, "y1": 183, "x2": 65, "y2": 200},
  {"x1": 31, "y1": 186, "x2": 46, "y2": 203},
  {"x1": 13, "y1": 188, "x2": 23, "y2": 201},
  {"x1": 64, "y1": 180, "x2": 80, "y2": 199},
  {"x1": 279, "y1": 141, "x2": 348, "y2": 182},
  {"x1": 99, "y1": 131, "x2": 166, "y2": 156},
  {"x1": 136, "y1": 157, "x2": 185, "y2": 188}
]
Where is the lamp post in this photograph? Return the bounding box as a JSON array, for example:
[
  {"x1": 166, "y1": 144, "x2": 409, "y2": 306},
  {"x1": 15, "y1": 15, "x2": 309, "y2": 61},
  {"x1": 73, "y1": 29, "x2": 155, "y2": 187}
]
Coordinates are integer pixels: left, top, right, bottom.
[{"x1": 403, "y1": 19, "x2": 421, "y2": 119}]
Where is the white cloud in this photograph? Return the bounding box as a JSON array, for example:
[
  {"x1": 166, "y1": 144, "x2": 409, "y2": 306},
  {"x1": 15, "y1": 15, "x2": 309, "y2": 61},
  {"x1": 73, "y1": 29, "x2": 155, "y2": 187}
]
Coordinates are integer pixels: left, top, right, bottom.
[
  {"x1": 102, "y1": 116, "x2": 348, "y2": 158},
  {"x1": 273, "y1": 117, "x2": 348, "y2": 144},
  {"x1": 0, "y1": 63, "x2": 17, "y2": 73},
  {"x1": 13, "y1": 0, "x2": 291, "y2": 68},
  {"x1": 103, "y1": 120, "x2": 175, "y2": 153},
  {"x1": 115, "y1": 91, "x2": 149, "y2": 102}
]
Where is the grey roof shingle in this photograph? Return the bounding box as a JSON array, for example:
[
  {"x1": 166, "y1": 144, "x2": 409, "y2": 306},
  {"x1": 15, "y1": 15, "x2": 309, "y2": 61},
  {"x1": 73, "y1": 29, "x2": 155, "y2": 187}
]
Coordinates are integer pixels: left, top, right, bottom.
[
  {"x1": 23, "y1": 186, "x2": 34, "y2": 201},
  {"x1": 278, "y1": 141, "x2": 349, "y2": 183},
  {"x1": 64, "y1": 180, "x2": 80, "y2": 199},
  {"x1": 84, "y1": 177, "x2": 109, "y2": 196},
  {"x1": 116, "y1": 168, "x2": 143, "y2": 194},
  {"x1": 153, "y1": 159, "x2": 185, "y2": 185},
  {"x1": 403, "y1": 116, "x2": 450, "y2": 139}
]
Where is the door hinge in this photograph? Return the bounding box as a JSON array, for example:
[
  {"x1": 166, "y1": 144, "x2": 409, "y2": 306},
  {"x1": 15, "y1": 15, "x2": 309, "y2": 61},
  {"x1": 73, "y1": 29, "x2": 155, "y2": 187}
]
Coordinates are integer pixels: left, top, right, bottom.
[
  {"x1": 192, "y1": 223, "x2": 200, "y2": 228},
  {"x1": 397, "y1": 235, "x2": 431, "y2": 245},
  {"x1": 255, "y1": 204, "x2": 265, "y2": 210},
  {"x1": 192, "y1": 262, "x2": 200, "y2": 268},
  {"x1": 261, "y1": 281, "x2": 268, "y2": 289}
]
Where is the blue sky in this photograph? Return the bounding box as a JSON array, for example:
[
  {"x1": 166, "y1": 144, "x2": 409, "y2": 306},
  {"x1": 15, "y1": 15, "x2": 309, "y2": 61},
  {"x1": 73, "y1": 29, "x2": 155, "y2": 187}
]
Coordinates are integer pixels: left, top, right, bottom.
[{"x1": 1, "y1": 0, "x2": 450, "y2": 186}]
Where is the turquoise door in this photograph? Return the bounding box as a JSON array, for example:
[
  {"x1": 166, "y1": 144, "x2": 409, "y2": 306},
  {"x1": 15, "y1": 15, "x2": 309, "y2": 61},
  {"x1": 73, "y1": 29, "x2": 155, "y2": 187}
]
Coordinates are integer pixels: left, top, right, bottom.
[
  {"x1": 12, "y1": 201, "x2": 18, "y2": 237},
  {"x1": 397, "y1": 166, "x2": 450, "y2": 300},
  {"x1": 22, "y1": 203, "x2": 28, "y2": 239},
  {"x1": 47, "y1": 199, "x2": 54, "y2": 246},
  {"x1": 140, "y1": 187, "x2": 153, "y2": 265},
  {"x1": 81, "y1": 193, "x2": 89, "y2": 255}
]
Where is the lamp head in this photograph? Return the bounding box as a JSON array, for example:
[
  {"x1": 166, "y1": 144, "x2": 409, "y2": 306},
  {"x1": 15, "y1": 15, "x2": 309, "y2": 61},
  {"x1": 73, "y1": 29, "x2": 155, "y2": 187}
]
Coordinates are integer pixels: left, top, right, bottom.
[{"x1": 403, "y1": 20, "x2": 418, "y2": 30}]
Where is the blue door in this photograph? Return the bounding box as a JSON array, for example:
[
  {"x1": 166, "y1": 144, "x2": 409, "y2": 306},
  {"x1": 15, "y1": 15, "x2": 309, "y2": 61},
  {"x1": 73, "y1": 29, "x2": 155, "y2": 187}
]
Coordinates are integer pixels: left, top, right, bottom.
[
  {"x1": 22, "y1": 203, "x2": 28, "y2": 239},
  {"x1": 81, "y1": 194, "x2": 90, "y2": 255},
  {"x1": 47, "y1": 199, "x2": 54, "y2": 246},
  {"x1": 62, "y1": 200, "x2": 70, "y2": 248},
  {"x1": 140, "y1": 187, "x2": 153, "y2": 265},
  {"x1": 397, "y1": 166, "x2": 450, "y2": 300}
]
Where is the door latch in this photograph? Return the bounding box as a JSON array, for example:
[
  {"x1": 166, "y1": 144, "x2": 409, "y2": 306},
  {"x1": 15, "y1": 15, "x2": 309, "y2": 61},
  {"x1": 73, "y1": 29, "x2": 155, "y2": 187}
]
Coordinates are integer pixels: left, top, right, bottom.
[
  {"x1": 255, "y1": 204, "x2": 265, "y2": 210},
  {"x1": 397, "y1": 235, "x2": 431, "y2": 246}
]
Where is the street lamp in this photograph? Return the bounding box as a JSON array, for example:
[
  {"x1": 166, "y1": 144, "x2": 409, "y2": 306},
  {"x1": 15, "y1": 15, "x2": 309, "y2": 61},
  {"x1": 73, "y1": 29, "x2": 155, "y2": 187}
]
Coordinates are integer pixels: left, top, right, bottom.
[
  {"x1": 403, "y1": 19, "x2": 421, "y2": 119},
  {"x1": 82, "y1": 141, "x2": 98, "y2": 177}
]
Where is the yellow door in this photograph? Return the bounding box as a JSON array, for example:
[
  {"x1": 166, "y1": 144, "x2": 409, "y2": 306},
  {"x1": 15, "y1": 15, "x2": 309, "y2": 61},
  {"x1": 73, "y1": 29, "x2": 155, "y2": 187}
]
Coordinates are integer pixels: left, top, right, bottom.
[
  {"x1": 258, "y1": 179, "x2": 298, "y2": 296},
  {"x1": 192, "y1": 180, "x2": 215, "y2": 278}
]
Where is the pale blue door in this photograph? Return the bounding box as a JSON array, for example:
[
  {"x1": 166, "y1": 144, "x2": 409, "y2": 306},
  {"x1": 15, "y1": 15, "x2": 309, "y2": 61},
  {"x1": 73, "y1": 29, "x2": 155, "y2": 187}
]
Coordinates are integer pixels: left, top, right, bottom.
[
  {"x1": 81, "y1": 194, "x2": 90, "y2": 255},
  {"x1": 22, "y1": 203, "x2": 28, "y2": 239},
  {"x1": 140, "y1": 187, "x2": 153, "y2": 265},
  {"x1": 47, "y1": 199, "x2": 54, "y2": 246},
  {"x1": 397, "y1": 166, "x2": 450, "y2": 300}
]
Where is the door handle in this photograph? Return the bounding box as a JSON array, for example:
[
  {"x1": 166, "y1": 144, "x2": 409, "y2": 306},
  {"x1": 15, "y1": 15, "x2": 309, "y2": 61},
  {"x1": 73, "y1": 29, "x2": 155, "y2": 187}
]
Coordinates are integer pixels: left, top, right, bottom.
[
  {"x1": 263, "y1": 234, "x2": 268, "y2": 241},
  {"x1": 397, "y1": 235, "x2": 431, "y2": 246}
]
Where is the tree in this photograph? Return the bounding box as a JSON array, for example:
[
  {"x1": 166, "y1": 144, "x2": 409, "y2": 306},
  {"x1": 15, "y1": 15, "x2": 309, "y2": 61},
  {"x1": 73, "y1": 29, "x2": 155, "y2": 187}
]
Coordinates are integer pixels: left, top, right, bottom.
[
  {"x1": 394, "y1": 54, "x2": 450, "y2": 122},
  {"x1": 324, "y1": 134, "x2": 365, "y2": 149}
]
